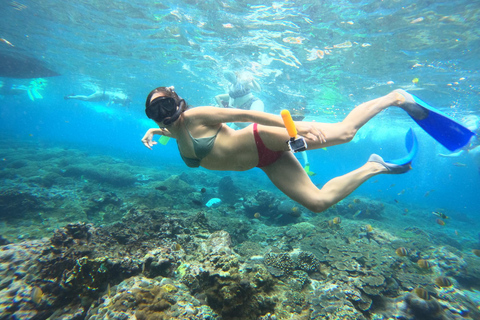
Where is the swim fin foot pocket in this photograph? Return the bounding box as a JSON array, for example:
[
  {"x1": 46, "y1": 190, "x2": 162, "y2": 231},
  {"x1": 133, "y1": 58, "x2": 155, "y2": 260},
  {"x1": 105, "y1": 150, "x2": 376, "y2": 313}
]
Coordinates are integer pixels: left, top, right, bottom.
[
  {"x1": 368, "y1": 154, "x2": 412, "y2": 174},
  {"x1": 394, "y1": 89, "x2": 429, "y2": 120}
]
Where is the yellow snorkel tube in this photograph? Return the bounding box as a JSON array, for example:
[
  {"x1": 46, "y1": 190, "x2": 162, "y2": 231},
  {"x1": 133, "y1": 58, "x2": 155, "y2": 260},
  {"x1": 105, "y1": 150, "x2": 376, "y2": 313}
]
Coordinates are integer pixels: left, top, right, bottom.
[{"x1": 281, "y1": 110, "x2": 307, "y2": 152}]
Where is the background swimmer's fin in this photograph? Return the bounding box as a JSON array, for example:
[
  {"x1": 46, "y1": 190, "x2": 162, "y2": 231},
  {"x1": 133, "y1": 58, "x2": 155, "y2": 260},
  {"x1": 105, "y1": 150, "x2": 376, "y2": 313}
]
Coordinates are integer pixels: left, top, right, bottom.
[
  {"x1": 406, "y1": 93, "x2": 475, "y2": 151},
  {"x1": 304, "y1": 164, "x2": 316, "y2": 176},
  {"x1": 158, "y1": 136, "x2": 170, "y2": 145}
]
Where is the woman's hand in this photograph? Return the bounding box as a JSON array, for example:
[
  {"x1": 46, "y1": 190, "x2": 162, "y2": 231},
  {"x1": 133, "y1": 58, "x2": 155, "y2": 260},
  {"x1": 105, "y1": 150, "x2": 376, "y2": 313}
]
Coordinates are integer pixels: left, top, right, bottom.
[
  {"x1": 295, "y1": 122, "x2": 327, "y2": 144},
  {"x1": 141, "y1": 128, "x2": 168, "y2": 150}
]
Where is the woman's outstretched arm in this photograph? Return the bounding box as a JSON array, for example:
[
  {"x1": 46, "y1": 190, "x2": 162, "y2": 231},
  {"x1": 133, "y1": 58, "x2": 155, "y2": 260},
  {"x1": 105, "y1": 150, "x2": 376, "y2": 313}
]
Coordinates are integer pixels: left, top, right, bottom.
[
  {"x1": 187, "y1": 106, "x2": 282, "y2": 126},
  {"x1": 187, "y1": 106, "x2": 326, "y2": 142}
]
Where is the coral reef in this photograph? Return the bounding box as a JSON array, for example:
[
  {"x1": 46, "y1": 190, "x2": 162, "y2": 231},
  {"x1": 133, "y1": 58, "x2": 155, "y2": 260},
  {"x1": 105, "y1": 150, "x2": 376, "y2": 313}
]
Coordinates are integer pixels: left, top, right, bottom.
[
  {"x1": 1, "y1": 142, "x2": 480, "y2": 320},
  {"x1": 2, "y1": 209, "x2": 480, "y2": 320},
  {"x1": 85, "y1": 277, "x2": 219, "y2": 320}
]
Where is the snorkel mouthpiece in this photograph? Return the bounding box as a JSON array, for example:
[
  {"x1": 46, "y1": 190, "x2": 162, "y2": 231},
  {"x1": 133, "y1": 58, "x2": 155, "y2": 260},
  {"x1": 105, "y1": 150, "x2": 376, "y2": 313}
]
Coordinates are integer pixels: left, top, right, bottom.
[{"x1": 163, "y1": 99, "x2": 185, "y2": 125}]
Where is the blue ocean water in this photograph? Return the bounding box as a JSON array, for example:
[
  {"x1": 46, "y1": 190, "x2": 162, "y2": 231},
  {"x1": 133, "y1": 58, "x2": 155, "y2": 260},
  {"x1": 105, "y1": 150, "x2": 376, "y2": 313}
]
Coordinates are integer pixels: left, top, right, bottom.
[{"x1": 1, "y1": 0, "x2": 479, "y2": 227}]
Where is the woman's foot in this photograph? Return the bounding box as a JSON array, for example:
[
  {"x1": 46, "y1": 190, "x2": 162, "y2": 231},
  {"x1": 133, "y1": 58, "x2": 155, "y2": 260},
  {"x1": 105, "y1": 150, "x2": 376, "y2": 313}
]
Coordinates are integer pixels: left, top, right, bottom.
[
  {"x1": 393, "y1": 89, "x2": 429, "y2": 120},
  {"x1": 368, "y1": 154, "x2": 412, "y2": 174}
]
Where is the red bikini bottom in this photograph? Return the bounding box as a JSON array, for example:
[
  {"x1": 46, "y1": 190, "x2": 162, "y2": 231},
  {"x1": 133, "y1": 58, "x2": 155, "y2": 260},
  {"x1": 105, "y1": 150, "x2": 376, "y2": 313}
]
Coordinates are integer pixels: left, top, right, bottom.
[{"x1": 253, "y1": 123, "x2": 284, "y2": 168}]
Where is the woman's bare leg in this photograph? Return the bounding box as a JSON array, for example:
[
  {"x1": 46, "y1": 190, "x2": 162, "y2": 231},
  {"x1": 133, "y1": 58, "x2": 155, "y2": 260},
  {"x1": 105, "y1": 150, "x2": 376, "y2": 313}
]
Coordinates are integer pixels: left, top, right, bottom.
[
  {"x1": 306, "y1": 91, "x2": 406, "y2": 149},
  {"x1": 259, "y1": 91, "x2": 406, "y2": 151},
  {"x1": 257, "y1": 91, "x2": 417, "y2": 212},
  {"x1": 262, "y1": 152, "x2": 387, "y2": 213}
]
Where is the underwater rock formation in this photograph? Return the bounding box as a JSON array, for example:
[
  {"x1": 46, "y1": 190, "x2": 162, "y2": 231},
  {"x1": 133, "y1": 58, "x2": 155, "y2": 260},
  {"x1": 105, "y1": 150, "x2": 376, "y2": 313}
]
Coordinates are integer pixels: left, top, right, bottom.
[
  {"x1": 218, "y1": 176, "x2": 239, "y2": 204},
  {"x1": 0, "y1": 189, "x2": 44, "y2": 219}
]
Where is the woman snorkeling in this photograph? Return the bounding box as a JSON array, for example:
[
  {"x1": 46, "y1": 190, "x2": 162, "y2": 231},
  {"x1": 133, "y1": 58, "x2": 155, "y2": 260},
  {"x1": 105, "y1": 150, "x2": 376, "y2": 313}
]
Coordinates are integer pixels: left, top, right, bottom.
[{"x1": 141, "y1": 86, "x2": 420, "y2": 213}]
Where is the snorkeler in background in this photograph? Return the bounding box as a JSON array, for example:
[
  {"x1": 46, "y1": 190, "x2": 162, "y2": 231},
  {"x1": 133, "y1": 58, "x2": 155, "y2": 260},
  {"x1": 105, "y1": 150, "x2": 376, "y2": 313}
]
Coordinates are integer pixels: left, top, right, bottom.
[
  {"x1": 214, "y1": 70, "x2": 315, "y2": 175},
  {"x1": 0, "y1": 79, "x2": 47, "y2": 101},
  {"x1": 438, "y1": 115, "x2": 480, "y2": 174},
  {"x1": 214, "y1": 70, "x2": 264, "y2": 129},
  {"x1": 64, "y1": 89, "x2": 131, "y2": 106}
]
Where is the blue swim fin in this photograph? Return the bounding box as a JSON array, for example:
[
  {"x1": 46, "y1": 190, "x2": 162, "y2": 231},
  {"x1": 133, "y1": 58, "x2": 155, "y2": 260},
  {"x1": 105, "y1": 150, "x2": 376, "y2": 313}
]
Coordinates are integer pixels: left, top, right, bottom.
[
  {"x1": 369, "y1": 128, "x2": 418, "y2": 174},
  {"x1": 396, "y1": 90, "x2": 475, "y2": 151},
  {"x1": 387, "y1": 128, "x2": 418, "y2": 166}
]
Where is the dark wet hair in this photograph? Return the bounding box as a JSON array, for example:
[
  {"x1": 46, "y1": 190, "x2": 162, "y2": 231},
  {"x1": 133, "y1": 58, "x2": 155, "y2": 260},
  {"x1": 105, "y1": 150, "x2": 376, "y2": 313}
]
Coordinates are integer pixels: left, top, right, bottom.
[{"x1": 145, "y1": 86, "x2": 188, "y2": 125}]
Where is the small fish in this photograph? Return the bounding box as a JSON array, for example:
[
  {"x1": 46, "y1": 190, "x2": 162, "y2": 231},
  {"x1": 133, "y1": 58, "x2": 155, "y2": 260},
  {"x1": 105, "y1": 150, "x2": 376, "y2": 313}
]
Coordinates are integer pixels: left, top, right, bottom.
[
  {"x1": 353, "y1": 198, "x2": 361, "y2": 204},
  {"x1": 155, "y1": 185, "x2": 167, "y2": 191},
  {"x1": 332, "y1": 217, "x2": 341, "y2": 224},
  {"x1": 364, "y1": 224, "x2": 373, "y2": 233},
  {"x1": 436, "y1": 218, "x2": 446, "y2": 226},
  {"x1": 107, "y1": 283, "x2": 111, "y2": 297},
  {"x1": 200, "y1": 188, "x2": 206, "y2": 193},
  {"x1": 394, "y1": 199, "x2": 399, "y2": 203},
  {"x1": 31, "y1": 286, "x2": 43, "y2": 305},
  {"x1": 452, "y1": 162, "x2": 467, "y2": 167},
  {"x1": 472, "y1": 249, "x2": 480, "y2": 257},
  {"x1": 352, "y1": 210, "x2": 362, "y2": 218},
  {"x1": 173, "y1": 243, "x2": 182, "y2": 251},
  {"x1": 397, "y1": 189, "x2": 405, "y2": 195},
  {"x1": 432, "y1": 211, "x2": 449, "y2": 219},
  {"x1": 395, "y1": 247, "x2": 408, "y2": 257},
  {"x1": 454, "y1": 230, "x2": 459, "y2": 236},
  {"x1": 254, "y1": 212, "x2": 261, "y2": 219},
  {"x1": 417, "y1": 259, "x2": 432, "y2": 269},
  {"x1": 389, "y1": 184, "x2": 396, "y2": 188},
  {"x1": 290, "y1": 207, "x2": 301, "y2": 217},
  {"x1": 435, "y1": 276, "x2": 453, "y2": 288},
  {"x1": 413, "y1": 287, "x2": 430, "y2": 300},
  {"x1": 412, "y1": 77, "x2": 420, "y2": 84}
]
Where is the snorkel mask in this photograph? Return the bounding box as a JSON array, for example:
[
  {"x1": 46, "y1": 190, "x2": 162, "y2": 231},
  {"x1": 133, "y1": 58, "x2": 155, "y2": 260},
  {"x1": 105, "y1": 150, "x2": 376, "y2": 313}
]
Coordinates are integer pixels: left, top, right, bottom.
[{"x1": 145, "y1": 90, "x2": 185, "y2": 125}]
